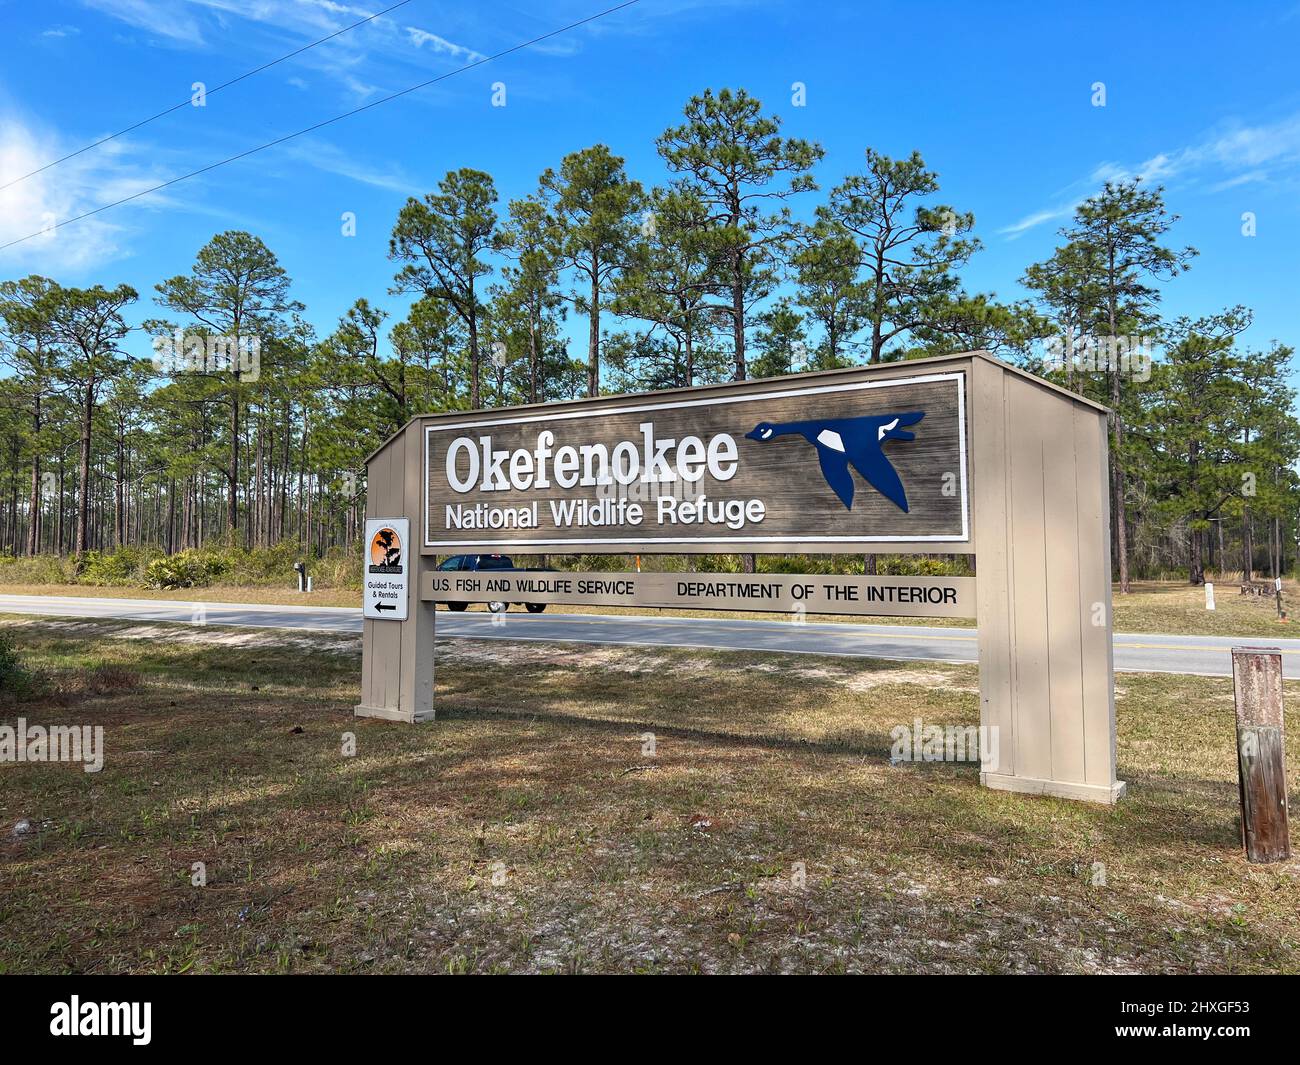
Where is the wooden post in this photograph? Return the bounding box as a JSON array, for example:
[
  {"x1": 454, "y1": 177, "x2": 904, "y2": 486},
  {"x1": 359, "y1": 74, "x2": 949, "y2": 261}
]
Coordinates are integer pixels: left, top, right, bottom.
[{"x1": 1230, "y1": 647, "x2": 1291, "y2": 863}]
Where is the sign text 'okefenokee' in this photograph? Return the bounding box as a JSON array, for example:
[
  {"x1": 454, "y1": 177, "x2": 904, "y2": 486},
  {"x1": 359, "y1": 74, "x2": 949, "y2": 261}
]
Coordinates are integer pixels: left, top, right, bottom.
[{"x1": 424, "y1": 372, "x2": 969, "y2": 552}]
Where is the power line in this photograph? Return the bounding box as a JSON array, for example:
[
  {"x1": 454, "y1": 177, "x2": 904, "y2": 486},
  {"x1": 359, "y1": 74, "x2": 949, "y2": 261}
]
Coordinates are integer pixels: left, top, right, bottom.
[
  {"x1": 0, "y1": 0, "x2": 420, "y2": 193},
  {"x1": 0, "y1": 0, "x2": 640, "y2": 254}
]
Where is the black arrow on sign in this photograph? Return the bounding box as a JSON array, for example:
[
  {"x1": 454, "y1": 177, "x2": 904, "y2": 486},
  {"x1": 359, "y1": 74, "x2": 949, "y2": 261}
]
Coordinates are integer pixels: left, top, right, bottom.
[{"x1": 375, "y1": 602, "x2": 397, "y2": 612}]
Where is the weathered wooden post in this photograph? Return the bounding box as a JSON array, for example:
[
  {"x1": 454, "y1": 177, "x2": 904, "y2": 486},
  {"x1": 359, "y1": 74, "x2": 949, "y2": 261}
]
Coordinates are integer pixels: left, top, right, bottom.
[{"x1": 1230, "y1": 647, "x2": 1291, "y2": 862}]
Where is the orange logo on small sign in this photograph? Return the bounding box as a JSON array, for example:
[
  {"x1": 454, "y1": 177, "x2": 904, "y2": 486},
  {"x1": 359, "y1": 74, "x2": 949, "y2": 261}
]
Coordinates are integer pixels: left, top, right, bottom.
[{"x1": 369, "y1": 526, "x2": 403, "y2": 573}]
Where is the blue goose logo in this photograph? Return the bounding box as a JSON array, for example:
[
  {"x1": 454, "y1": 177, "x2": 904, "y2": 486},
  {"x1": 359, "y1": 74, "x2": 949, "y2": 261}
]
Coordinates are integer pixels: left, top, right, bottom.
[{"x1": 744, "y1": 412, "x2": 925, "y2": 512}]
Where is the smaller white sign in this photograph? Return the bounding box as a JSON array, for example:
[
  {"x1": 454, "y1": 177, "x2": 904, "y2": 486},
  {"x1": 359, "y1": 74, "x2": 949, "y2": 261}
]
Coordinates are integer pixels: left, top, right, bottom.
[{"x1": 363, "y1": 517, "x2": 410, "y2": 622}]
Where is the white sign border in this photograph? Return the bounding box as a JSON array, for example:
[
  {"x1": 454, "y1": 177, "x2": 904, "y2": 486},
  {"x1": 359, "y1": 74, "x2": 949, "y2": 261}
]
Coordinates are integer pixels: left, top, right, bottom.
[{"x1": 422, "y1": 372, "x2": 970, "y2": 549}]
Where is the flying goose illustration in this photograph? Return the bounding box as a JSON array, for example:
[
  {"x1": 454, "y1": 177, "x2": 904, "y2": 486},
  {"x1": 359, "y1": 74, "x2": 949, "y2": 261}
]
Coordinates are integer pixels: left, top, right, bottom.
[{"x1": 744, "y1": 412, "x2": 925, "y2": 512}]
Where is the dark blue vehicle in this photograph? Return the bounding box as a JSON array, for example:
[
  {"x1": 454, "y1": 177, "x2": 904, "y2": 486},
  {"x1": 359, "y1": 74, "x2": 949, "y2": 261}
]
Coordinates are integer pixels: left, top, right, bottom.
[{"x1": 436, "y1": 553, "x2": 550, "y2": 613}]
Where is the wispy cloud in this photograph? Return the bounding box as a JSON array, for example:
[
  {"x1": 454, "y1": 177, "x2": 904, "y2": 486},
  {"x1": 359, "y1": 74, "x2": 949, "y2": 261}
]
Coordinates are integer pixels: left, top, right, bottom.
[
  {"x1": 0, "y1": 115, "x2": 175, "y2": 271},
  {"x1": 82, "y1": 0, "x2": 207, "y2": 45},
  {"x1": 42, "y1": 25, "x2": 82, "y2": 38},
  {"x1": 283, "y1": 137, "x2": 423, "y2": 196},
  {"x1": 999, "y1": 203, "x2": 1077, "y2": 239},
  {"x1": 406, "y1": 26, "x2": 485, "y2": 63},
  {"x1": 343, "y1": 75, "x2": 380, "y2": 99},
  {"x1": 1000, "y1": 111, "x2": 1300, "y2": 239},
  {"x1": 82, "y1": 0, "x2": 488, "y2": 80}
]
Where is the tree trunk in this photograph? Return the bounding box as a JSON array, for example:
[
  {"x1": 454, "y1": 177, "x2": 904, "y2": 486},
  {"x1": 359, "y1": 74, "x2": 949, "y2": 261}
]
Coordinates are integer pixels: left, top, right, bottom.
[
  {"x1": 528, "y1": 297, "x2": 540, "y2": 404},
  {"x1": 114, "y1": 431, "x2": 125, "y2": 548},
  {"x1": 26, "y1": 393, "x2": 41, "y2": 556},
  {"x1": 228, "y1": 375, "x2": 240, "y2": 537},
  {"x1": 1189, "y1": 516, "x2": 1204, "y2": 584},
  {"x1": 254, "y1": 422, "x2": 264, "y2": 548},
  {"x1": 731, "y1": 256, "x2": 746, "y2": 381},
  {"x1": 56, "y1": 452, "x2": 65, "y2": 556},
  {"x1": 588, "y1": 268, "x2": 601, "y2": 398},
  {"x1": 1243, "y1": 507, "x2": 1254, "y2": 581},
  {"x1": 76, "y1": 386, "x2": 93, "y2": 555}
]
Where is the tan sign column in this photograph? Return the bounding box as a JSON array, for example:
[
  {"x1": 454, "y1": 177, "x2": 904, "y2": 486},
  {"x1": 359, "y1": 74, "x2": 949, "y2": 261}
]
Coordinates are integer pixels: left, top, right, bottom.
[
  {"x1": 970, "y1": 357, "x2": 1123, "y2": 802},
  {"x1": 356, "y1": 425, "x2": 435, "y2": 722}
]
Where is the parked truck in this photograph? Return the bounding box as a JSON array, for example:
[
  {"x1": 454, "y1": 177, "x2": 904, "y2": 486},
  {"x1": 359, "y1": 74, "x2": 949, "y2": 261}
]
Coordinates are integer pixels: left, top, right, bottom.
[{"x1": 435, "y1": 553, "x2": 550, "y2": 613}]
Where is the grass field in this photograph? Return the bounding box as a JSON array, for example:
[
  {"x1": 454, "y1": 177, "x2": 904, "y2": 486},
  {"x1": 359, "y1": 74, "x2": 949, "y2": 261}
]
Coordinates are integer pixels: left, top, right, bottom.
[
  {"x1": 1, "y1": 615, "x2": 1298, "y2": 974},
  {"x1": 2, "y1": 577, "x2": 1297, "y2": 636}
]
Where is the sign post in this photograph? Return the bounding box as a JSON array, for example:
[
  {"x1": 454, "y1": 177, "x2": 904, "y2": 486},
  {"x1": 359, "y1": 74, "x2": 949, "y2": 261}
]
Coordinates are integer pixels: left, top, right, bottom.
[
  {"x1": 356, "y1": 351, "x2": 1125, "y2": 803},
  {"x1": 1231, "y1": 647, "x2": 1291, "y2": 862}
]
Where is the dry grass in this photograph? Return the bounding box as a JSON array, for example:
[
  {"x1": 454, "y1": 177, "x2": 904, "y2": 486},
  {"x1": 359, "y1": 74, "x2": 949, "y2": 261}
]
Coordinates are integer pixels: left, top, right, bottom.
[
  {"x1": 0, "y1": 582, "x2": 361, "y2": 608},
  {"x1": 1, "y1": 615, "x2": 1297, "y2": 974},
  {"x1": 1111, "y1": 580, "x2": 1297, "y2": 637}
]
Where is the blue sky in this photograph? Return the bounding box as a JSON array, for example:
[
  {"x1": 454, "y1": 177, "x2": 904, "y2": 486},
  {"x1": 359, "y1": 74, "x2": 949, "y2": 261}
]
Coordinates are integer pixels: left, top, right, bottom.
[{"x1": 2, "y1": 0, "x2": 1299, "y2": 369}]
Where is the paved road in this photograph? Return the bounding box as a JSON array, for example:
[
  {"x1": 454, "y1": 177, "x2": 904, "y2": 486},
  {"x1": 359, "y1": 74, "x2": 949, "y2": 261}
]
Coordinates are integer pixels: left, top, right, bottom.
[{"x1": 4, "y1": 593, "x2": 1300, "y2": 678}]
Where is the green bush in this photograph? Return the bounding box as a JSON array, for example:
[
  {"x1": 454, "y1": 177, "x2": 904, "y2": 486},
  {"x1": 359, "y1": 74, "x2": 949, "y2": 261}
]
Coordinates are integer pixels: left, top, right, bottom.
[
  {"x1": 145, "y1": 550, "x2": 227, "y2": 589},
  {"x1": 311, "y1": 549, "x2": 363, "y2": 590},
  {"x1": 0, "y1": 629, "x2": 36, "y2": 701},
  {"x1": 218, "y1": 541, "x2": 303, "y2": 585},
  {"x1": 761, "y1": 555, "x2": 859, "y2": 576},
  {"x1": 0, "y1": 553, "x2": 79, "y2": 584},
  {"x1": 78, "y1": 547, "x2": 161, "y2": 586},
  {"x1": 876, "y1": 555, "x2": 970, "y2": 577}
]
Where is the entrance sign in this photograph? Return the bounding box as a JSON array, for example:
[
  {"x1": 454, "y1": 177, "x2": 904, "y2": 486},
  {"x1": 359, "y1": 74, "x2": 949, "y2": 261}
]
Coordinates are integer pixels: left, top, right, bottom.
[
  {"x1": 362, "y1": 517, "x2": 410, "y2": 622},
  {"x1": 423, "y1": 570, "x2": 976, "y2": 619},
  {"x1": 357, "y1": 352, "x2": 1126, "y2": 805},
  {"x1": 424, "y1": 372, "x2": 967, "y2": 552}
]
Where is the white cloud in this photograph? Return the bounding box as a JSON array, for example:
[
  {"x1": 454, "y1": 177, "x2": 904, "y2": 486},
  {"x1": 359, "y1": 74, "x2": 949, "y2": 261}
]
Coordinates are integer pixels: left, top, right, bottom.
[
  {"x1": 1206, "y1": 170, "x2": 1269, "y2": 194},
  {"x1": 0, "y1": 117, "x2": 172, "y2": 272},
  {"x1": 82, "y1": 0, "x2": 207, "y2": 45},
  {"x1": 1001, "y1": 111, "x2": 1300, "y2": 239},
  {"x1": 343, "y1": 75, "x2": 380, "y2": 99},
  {"x1": 83, "y1": 0, "x2": 489, "y2": 78},
  {"x1": 283, "y1": 138, "x2": 422, "y2": 196},
  {"x1": 406, "y1": 27, "x2": 486, "y2": 64},
  {"x1": 42, "y1": 26, "x2": 82, "y2": 38},
  {"x1": 999, "y1": 203, "x2": 1077, "y2": 240}
]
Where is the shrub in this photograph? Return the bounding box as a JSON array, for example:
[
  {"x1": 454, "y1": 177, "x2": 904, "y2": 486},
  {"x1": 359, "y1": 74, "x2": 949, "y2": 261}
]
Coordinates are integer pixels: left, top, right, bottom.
[
  {"x1": 0, "y1": 629, "x2": 37, "y2": 701},
  {"x1": 312, "y1": 549, "x2": 363, "y2": 589},
  {"x1": 78, "y1": 547, "x2": 160, "y2": 586},
  {"x1": 145, "y1": 550, "x2": 227, "y2": 589},
  {"x1": 876, "y1": 555, "x2": 971, "y2": 577},
  {"x1": 219, "y1": 541, "x2": 303, "y2": 586},
  {"x1": 0, "y1": 553, "x2": 79, "y2": 585}
]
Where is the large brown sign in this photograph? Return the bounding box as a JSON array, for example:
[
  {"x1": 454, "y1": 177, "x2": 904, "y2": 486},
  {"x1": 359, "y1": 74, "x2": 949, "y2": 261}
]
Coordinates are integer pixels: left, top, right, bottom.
[
  {"x1": 362, "y1": 353, "x2": 1125, "y2": 805},
  {"x1": 423, "y1": 371, "x2": 968, "y2": 553}
]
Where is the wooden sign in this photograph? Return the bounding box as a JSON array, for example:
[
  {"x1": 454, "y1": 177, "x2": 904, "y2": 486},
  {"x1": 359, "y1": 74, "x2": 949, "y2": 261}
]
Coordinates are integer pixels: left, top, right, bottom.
[
  {"x1": 422, "y1": 371, "x2": 968, "y2": 554},
  {"x1": 360, "y1": 352, "x2": 1126, "y2": 806},
  {"x1": 421, "y1": 569, "x2": 976, "y2": 619}
]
